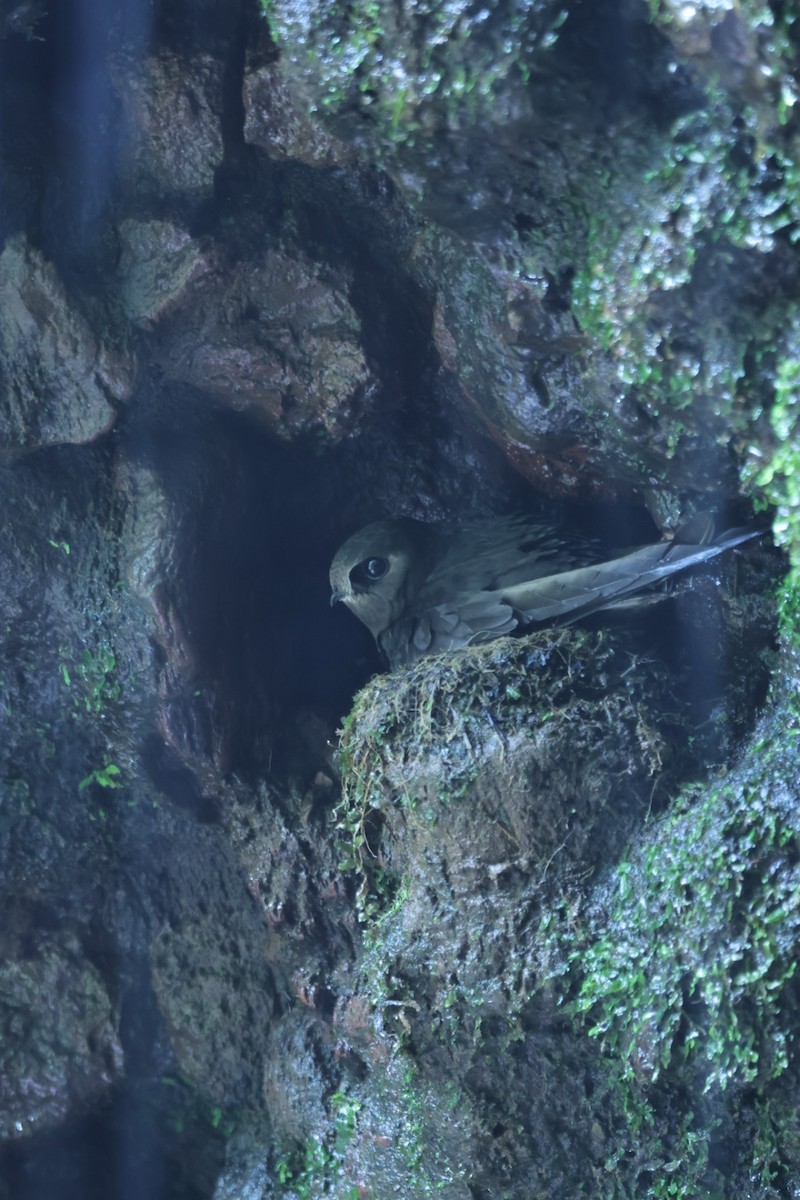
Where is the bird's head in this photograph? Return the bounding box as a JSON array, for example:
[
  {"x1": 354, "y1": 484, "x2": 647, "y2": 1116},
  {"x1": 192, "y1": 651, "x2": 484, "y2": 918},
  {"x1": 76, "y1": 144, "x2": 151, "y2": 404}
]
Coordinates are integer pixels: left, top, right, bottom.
[{"x1": 329, "y1": 519, "x2": 421, "y2": 640}]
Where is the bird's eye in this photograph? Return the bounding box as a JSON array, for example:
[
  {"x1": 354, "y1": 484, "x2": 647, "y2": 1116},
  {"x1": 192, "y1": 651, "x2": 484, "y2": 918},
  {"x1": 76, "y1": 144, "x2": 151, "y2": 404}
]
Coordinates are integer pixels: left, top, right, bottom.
[
  {"x1": 352, "y1": 556, "x2": 389, "y2": 586},
  {"x1": 364, "y1": 556, "x2": 388, "y2": 580}
]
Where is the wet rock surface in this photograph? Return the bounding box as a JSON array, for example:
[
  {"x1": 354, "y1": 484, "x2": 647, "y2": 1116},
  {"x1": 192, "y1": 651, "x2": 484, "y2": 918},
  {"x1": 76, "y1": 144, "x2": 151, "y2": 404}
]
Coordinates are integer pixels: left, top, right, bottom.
[
  {"x1": 149, "y1": 245, "x2": 375, "y2": 440},
  {"x1": 0, "y1": 0, "x2": 798, "y2": 1198},
  {"x1": 0, "y1": 235, "x2": 129, "y2": 452},
  {"x1": 112, "y1": 49, "x2": 227, "y2": 203},
  {"x1": 0, "y1": 929, "x2": 123, "y2": 1140}
]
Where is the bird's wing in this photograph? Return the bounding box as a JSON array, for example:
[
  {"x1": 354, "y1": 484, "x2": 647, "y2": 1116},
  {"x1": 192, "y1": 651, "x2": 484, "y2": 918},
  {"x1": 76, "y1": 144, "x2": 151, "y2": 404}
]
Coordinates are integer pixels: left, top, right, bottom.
[
  {"x1": 379, "y1": 521, "x2": 761, "y2": 668},
  {"x1": 419, "y1": 516, "x2": 599, "y2": 602},
  {"x1": 501, "y1": 526, "x2": 760, "y2": 626}
]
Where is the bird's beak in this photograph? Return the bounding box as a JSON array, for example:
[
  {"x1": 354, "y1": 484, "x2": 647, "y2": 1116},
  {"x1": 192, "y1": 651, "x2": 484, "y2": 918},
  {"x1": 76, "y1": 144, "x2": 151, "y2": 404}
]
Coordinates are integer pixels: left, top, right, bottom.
[{"x1": 330, "y1": 590, "x2": 345, "y2": 607}]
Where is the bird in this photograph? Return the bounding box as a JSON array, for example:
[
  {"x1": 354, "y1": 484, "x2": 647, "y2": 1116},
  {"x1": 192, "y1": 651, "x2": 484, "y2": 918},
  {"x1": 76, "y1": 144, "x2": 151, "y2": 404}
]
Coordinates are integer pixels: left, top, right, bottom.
[{"x1": 329, "y1": 512, "x2": 761, "y2": 671}]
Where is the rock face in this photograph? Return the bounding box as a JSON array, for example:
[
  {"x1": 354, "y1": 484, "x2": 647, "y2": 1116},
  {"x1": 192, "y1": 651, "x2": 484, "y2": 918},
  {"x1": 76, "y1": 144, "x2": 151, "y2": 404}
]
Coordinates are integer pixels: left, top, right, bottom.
[
  {"x1": 149, "y1": 245, "x2": 375, "y2": 439},
  {"x1": 0, "y1": 1, "x2": 798, "y2": 1198},
  {"x1": 112, "y1": 49, "x2": 226, "y2": 201},
  {"x1": 0, "y1": 235, "x2": 129, "y2": 451},
  {"x1": 0, "y1": 930, "x2": 123, "y2": 1140}
]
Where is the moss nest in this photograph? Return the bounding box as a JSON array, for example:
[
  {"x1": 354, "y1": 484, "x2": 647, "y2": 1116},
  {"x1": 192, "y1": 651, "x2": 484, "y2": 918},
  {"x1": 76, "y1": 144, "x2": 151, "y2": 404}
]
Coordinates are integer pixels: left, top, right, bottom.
[{"x1": 336, "y1": 563, "x2": 774, "y2": 918}]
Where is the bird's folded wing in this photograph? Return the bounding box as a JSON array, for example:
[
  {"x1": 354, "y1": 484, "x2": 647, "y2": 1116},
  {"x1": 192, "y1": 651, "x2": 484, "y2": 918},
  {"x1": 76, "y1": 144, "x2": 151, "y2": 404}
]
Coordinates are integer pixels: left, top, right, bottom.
[
  {"x1": 501, "y1": 529, "x2": 758, "y2": 626},
  {"x1": 423, "y1": 517, "x2": 598, "y2": 597},
  {"x1": 380, "y1": 524, "x2": 760, "y2": 668}
]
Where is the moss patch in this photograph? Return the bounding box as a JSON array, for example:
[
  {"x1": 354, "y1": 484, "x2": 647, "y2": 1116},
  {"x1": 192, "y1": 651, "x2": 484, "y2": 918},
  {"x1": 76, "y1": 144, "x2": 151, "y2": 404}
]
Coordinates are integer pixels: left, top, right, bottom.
[
  {"x1": 263, "y1": 0, "x2": 566, "y2": 152},
  {"x1": 537, "y1": 679, "x2": 800, "y2": 1195}
]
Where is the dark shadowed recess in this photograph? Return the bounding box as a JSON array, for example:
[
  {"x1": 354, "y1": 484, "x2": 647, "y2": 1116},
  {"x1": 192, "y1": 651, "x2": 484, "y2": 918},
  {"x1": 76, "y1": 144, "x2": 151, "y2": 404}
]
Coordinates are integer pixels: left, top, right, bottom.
[{"x1": 557, "y1": 0, "x2": 702, "y2": 120}]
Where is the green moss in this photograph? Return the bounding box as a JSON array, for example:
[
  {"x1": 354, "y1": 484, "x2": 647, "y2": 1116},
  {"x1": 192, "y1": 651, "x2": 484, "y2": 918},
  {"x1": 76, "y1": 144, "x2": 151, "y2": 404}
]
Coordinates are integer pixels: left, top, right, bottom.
[
  {"x1": 646, "y1": 0, "x2": 800, "y2": 129},
  {"x1": 572, "y1": 88, "x2": 799, "y2": 445},
  {"x1": 567, "y1": 0, "x2": 800, "y2": 480},
  {"x1": 274, "y1": 1087, "x2": 362, "y2": 1200},
  {"x1": 56, "y1": 630, "x2": 123, "y2": 726},
  {"x1": 536, "y1": 695, "x2": 800, "y2": 1194},
  {"x1": 264, "y1": 0, "x2": 565, "y2": 151},
  {"x1": 776, "y1": 571, "x2": 800, "y2": 647},
  {"x1": 739, "y1": 328, "x2": 800, "y2": 644},
  {"x1": 78, "y1": 759, "x2": 123, "y2": 795},
  {"x1": 751, "y1": 352, "x2": 800, "y2": 556},
  {"x1": 750, "y1": 1087, "x2": 800, "y2": 1194},
  {"x1": 574, "y1": 712, "x2": 799, "y2": 1089}
]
